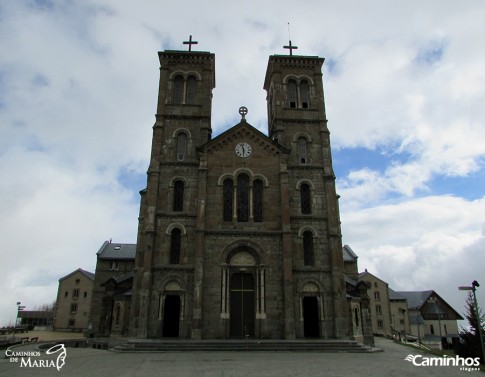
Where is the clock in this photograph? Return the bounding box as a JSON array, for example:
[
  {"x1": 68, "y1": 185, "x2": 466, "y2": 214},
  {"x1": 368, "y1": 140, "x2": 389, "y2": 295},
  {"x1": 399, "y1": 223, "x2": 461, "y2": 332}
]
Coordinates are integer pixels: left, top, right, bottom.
[{"x1": 235, "y1": 142, "x2": 252, "y2": 158}]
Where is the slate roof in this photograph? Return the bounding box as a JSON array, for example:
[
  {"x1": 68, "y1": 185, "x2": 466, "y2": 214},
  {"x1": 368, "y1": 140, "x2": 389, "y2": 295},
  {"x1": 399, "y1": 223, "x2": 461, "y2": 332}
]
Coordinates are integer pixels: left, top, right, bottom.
[
  {"x1": 388, "y1": 288, "x2": 407, "y2": 301},
  {"x1": 397, "y1": 290, "x2": 463, "y2": 320},
  {"x1": 59, "y1": 268, "x2": 95, "y2": 282},
  {"x1": 396, "y1": 290, "x2": 434, "y2": 309},
  {"x1": 96, "y1": 241, "x2": 136, "y2": 260},
  {"x1": 342, "y1": 245, "x2": 358, "y2": 262}
]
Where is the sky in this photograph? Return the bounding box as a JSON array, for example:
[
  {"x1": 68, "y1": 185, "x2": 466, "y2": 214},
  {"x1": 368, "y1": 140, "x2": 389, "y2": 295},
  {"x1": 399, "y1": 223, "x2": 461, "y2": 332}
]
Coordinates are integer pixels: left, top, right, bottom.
[{"x1": 0, "y1": 0, "x2": 484, "y2": 328}]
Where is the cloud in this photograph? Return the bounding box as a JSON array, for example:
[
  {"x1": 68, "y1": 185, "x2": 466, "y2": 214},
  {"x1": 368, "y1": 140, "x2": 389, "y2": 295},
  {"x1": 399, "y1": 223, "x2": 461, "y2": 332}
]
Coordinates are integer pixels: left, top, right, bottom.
[{"x1": 1, "y1": 0, "x2": 485, "y2": 326}]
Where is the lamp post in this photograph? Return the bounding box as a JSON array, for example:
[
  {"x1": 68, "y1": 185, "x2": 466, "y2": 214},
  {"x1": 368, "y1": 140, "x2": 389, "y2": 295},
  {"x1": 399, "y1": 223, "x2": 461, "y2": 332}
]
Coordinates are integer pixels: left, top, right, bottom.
[
  {"x1": 427, "y1": 297, "x2": 443, "y2": 350},
  {"x1": 459, "y1": 281, "x2": 485, "y2": 364}
]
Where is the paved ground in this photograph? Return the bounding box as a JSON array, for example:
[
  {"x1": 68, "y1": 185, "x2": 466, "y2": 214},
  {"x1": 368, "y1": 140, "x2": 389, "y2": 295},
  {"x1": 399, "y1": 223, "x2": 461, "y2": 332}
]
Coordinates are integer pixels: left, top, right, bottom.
[{"x1": 1, "y1": 337, "x2": 482, "y2": 377}]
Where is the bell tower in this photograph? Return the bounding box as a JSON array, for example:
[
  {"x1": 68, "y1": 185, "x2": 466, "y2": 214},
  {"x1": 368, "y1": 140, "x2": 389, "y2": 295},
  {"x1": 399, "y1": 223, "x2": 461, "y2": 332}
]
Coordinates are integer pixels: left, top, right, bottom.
[
  {"x1": 130, "y1": 38, "x2": 215, "y2": 338},
  {"x1": 264, "y1": 44, "x2": 350, "y2": 339}
]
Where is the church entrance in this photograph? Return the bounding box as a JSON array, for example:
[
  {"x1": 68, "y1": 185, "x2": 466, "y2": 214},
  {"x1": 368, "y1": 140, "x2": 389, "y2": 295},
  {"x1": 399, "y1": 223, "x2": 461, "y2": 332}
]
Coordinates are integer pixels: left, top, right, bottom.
[
  {"x1": 303, "y1": 296, "x2": 319, "y2": 338},
  {"x1": 162, "y1": 295, "x2": 180, "y2": 337},
  {"x1": 230, "y1": 272, "x2": 255, "y2": 338}
]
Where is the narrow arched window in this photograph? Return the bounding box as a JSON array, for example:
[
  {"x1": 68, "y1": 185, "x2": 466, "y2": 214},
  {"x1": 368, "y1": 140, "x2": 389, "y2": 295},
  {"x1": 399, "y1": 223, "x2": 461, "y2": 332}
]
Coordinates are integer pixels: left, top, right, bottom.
[
  {"x1": 287, "y1": 79, "x2": 297, "y2": 108},
  {"x1": 237, "y1": 174, "x2": 249, "y2": 222},
  {"x1": 301, "y1": 183, "x2": 312, "y2": 214},
  {"x1": 173, "y1": 180, "x2": 184, "y2": 211},
  {"x1": 298, "y1": 137, "x2": 308, "y2": 164},
  {"x1": 354, "y1": 307, "x2": 360, "y2": 327},
  {"x1": 223, "y1": 178, "x2": 233, "y2": 221},
  {"x1": 170, "y1": 228, "x2": 181, "y2": 264},
  {"x1": 176, "y1": 132, "x2": 187, "y2": 161},
  {"x1": 253, "y1": 179, "x2": 263, "y2": 222},
  {"x1": 173, "y1": 75, "x2": 184, "y2": 104},
  {"x1": 186, "y1": 75, "x2": 197, "y2": 104},
  {"x1": 300, "y1": 80, "x2": 310, "y2": 108},
  {"x1": 115, "y1": 305, "x2": 121, "y2": 325},
  {"x1": 303, "y1": 231, "x2": 314, "y2": 266}
]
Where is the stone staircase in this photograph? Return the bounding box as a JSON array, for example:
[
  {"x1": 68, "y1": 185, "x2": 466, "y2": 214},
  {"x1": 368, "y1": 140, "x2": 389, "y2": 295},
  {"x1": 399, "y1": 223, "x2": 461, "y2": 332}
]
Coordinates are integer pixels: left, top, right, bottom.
[{"x1": 112, "y1": 339, "x2": 377, "y2": 353}]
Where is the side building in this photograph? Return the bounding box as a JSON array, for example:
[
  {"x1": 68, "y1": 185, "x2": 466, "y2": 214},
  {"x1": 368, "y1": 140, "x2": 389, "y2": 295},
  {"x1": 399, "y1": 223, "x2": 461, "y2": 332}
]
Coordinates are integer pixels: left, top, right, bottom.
[
  {"x1": 358, "y1": 270, "x2": 393, "y2": 337},
  {"x1": 53, "y1": 268, "x2": 94, "y2": 331},
  {"x1": 88, "y1": 241, "x2": 135, "y2": 336},
  {"x1": 397, "y1": 290, "x2": 463, "y2": 349}
]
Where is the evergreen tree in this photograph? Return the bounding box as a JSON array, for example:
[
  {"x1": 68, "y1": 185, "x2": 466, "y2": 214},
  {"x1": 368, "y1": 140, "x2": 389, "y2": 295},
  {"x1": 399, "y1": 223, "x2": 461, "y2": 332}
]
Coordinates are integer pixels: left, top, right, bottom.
[{"x1": 456, "y1": 291, "x2": 485, "y2": 363}]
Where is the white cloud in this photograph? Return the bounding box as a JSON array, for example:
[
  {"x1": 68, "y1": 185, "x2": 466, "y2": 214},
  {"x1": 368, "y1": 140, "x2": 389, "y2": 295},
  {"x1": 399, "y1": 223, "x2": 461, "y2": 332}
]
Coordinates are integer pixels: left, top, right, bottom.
[{"x1": 1, "y1": 0, "x2": 485, "y2": 325}]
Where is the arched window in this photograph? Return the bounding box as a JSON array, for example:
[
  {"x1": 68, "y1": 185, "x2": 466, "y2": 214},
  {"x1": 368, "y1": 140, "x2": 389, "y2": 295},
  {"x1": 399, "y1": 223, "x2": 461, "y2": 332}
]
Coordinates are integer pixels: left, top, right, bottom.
[
  {"x1": 287, "y1": 79, "x2": 297, "y2": 108},
  {"x1": 354, "y1": 307, "x2": 360, "y2": 327},
  {"x1": 186, "y1": 75, "x2": 197, "y2": 104},
  {"x1": 223, "y1": 178, "x2": 233, "y2": 222},
  {"x1": 176, "y1": 132, "x2": 187, "y2": 161},
  {"x1": 170, "y1": 228, "x2": 181, "y2": 264},
  {"x1": 303, "y1": 230, "x2": 314, "y2": 266},
  {"x1": 173, "y1": 180, "x2": 184, "y2": 212},
  {"x1": 173, "y1": 75, "x2": 184, "y2": 104},
  {"x1": 298, "y1": 137, "x2": 308, "y2": 164},
  {"x1": 300, "y1": 80, "x2": 310, "y2": 108},
  {"x1": 301, "y1": 183, "x2": 312, "y2": 214},
  {"x1": 237, "y1": 174, "x2": 249, "y2": 222},
  {"x1": 253, "y1": 179, "x2": 263, "y2": 222}
]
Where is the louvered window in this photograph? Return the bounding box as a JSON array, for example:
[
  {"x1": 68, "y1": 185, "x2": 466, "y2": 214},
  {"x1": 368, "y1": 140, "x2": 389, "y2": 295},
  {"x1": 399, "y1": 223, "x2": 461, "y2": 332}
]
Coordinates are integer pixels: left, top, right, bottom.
[
  {"x1": 287, "y1": 79, "x2": 297, "y2": 108},
  {"x1": 176, "y1": 133, "x2": 187, "y2": 161},
  {"x1": 298, "y1": 137, "x2": 308, "y2": 164},
  {"x1": 173, "y1": 75, "x2": 184, "y2": 104},
  {"x1": 300, "y1": 80, "x2": 310, "y2": 108},
  {"x1": 186, "y1": 75, "x2": 197, "y2": 104}
]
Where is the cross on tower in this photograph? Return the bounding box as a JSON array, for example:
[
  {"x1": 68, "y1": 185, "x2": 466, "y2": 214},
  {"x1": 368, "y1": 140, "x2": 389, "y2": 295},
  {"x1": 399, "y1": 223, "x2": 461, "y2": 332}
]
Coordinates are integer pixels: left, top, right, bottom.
[
  {"x1": 283, "y1": 40, "x2": 298, "y2": 56},
  {"x1": 183, "y1": 35, "x2": 198, "y2": 52}
]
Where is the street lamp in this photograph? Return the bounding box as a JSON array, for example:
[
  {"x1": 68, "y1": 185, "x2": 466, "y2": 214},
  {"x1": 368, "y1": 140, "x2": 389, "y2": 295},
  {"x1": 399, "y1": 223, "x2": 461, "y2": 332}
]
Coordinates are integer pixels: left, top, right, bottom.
[
  {"x1": 427, "y1": 297, "x2": 444, "y2": 350},
  {"x1": 459, "y1": 281, "x2": 485, "y2": 364}
]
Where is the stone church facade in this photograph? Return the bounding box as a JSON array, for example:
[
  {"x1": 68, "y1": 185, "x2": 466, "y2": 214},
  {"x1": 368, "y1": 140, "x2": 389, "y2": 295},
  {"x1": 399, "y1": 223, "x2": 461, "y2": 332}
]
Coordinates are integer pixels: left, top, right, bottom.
[{"x1": 127, "y1": 47, "x2": 353, "y2": 340}]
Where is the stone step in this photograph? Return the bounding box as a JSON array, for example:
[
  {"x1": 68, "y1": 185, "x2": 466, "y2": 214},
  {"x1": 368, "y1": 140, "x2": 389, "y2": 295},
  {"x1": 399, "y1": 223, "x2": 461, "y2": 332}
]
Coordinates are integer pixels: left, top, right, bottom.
[{"x1": 112, "y1": 339, "x2": 374, "y2": 353}]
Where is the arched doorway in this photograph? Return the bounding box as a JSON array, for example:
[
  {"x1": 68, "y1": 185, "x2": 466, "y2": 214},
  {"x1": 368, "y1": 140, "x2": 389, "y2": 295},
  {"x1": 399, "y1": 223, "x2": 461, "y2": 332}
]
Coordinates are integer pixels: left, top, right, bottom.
[
  {"x1": 162, "y1": 295, "x2": 181, "y2": 337},
  {"x1": 303, "y1": 296, "x2": 319, "y2": 337},
  {"x1": 230, "y1": 272, "x2": 255, "y2": 338}
]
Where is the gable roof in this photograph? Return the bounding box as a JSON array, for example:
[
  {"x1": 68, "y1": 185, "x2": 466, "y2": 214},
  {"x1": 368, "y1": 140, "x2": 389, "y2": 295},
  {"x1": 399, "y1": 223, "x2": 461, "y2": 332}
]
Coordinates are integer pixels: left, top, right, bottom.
[
  {"x1": 342, "y1": 245, "x2": 358, "y2": 262},
  {"x1": 201, "y1": 120, "x2": 290, "y2": 156},
  {"x1": 388, "y1": 287, "x2": 407, "y2": 301},
  {"x1": 358, "y1": 270, "x2": 389, "y2": 286},
  {"x1": 59, "y1": 268, "x2": 95, "y2": 282},
  {"x1": 96, "y1": 241, "x2": 136, "y2": 260},
  {"x1": 396, "y1": 290, "x2": 434, "y2": 309},
  {"x1": 397, "y1": 290, "x2": 464, "y2": 320}
]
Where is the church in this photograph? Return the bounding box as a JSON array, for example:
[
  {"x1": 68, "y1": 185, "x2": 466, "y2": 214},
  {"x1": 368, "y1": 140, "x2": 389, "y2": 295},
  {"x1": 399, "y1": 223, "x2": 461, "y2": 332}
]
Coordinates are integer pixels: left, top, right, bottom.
[{"x1": 89, "y1": 38, "x2": 372, "y2": 342}]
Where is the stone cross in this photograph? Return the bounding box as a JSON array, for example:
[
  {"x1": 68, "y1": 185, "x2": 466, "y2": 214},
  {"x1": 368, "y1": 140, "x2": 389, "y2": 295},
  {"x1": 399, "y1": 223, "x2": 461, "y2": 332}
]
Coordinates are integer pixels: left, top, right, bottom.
[
  {"x1": 183, "y1": 35, "x2": 198, "y2": 51},
  {"x1": 283, "y1": 40, "x2": 298, "y2": 56}
]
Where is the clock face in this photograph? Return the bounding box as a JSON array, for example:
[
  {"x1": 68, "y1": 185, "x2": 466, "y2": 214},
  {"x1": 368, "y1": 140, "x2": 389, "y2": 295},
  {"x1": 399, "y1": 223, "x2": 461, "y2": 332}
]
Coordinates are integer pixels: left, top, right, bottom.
[{"x1": 235, "y1": 142, "x2": 252, "y2": 158}]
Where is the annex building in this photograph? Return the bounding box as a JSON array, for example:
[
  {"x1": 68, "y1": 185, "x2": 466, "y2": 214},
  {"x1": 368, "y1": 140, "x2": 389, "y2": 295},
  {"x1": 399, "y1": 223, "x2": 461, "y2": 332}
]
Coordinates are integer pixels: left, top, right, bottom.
[{"x1": 89, "y1": 40, "x2": 374, "y2": 343}]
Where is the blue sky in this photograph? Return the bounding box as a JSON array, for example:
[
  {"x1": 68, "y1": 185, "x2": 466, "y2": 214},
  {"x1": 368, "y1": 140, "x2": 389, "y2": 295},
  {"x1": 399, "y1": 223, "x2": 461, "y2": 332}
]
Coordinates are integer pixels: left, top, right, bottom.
[{"x1": 0, "y1": 0, "x2": 484, "y2": 328}]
